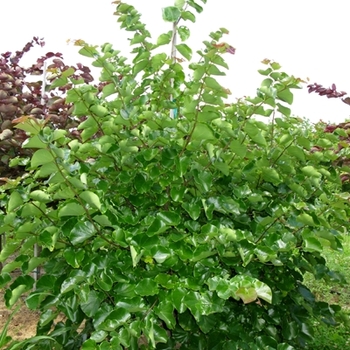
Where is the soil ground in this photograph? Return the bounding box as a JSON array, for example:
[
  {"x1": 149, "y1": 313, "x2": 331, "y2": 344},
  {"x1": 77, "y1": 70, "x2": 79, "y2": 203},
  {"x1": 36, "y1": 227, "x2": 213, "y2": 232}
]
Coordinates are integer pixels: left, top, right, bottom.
[{"x1": 0, "y1": 290, "x2": 39, "y2": 341}]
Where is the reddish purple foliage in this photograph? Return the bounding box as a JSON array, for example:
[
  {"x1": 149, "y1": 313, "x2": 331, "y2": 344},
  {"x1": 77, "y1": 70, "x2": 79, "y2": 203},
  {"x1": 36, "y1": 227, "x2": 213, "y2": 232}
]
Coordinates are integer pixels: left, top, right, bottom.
[
  {"x1": 307, "y1": 82, "x2": 347, "y2": 99},
  {"x1": 0, "y1": 37, "x2": 98, "y2": 181}
]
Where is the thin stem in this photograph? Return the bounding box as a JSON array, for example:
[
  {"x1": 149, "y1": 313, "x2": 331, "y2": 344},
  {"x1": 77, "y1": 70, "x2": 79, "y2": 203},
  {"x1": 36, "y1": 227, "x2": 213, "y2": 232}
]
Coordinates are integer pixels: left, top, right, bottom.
[{"x1": 169, "y1": 21, "x2": 178, "y2": 119}]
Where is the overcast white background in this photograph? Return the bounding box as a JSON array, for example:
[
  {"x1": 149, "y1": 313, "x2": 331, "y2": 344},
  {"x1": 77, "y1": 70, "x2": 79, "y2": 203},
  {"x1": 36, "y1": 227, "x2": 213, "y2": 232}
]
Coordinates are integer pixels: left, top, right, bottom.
[{"x1": 2, "y1": 0, "x2": 350, "y2": 123}]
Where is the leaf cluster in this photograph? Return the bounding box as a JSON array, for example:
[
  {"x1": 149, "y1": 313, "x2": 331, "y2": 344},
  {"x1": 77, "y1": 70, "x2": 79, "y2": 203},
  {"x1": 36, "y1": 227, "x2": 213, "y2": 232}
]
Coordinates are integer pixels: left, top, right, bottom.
[
  {"x1": 0, "y1": 37, "x2": 95, "y2": 183},
  {"x1": 1, "y1": 2, "x2": 350, "y2": 349}
]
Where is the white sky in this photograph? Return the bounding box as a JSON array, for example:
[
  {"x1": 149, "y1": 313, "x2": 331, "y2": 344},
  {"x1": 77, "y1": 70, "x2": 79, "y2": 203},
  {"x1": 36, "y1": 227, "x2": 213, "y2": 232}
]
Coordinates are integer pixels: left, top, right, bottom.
[{"x1": 2, "y1": 0, "x2": 350, "y2": 123}]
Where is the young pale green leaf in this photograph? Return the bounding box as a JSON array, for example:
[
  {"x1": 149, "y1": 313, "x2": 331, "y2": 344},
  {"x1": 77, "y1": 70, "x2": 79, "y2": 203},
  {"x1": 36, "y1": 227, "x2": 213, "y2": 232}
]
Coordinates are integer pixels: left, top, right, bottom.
[
  {"x1": 252, "y1": 132, "x2": 267, "y2": 146},
  {"x1": 133, "y1": 59, "x2": 149, "y2": 76},
  {"x1": 61, "y1": 67, "x2": 75, "y2": 78},
  {"x1": 93, "y1": 215, "x2": 112, "y2": 227},
  {"x1": 181, "y1": 10, "x2": 196, "y2": 22},
  {"x1": 176, "y1": 43, "x2": 192, "y2": 60},
  {"x1": 287, "y1": 145, "x2": 305, "y2": 161},
  {"x1": 29, "y1": 190, "x2": 52, "y2": 203},
  {"x1": 178, "y1": 26, "x2": 190, "y2": 41},
  {"x1": 261, "y1": 167, "x2": 281, "y2": 184},
  {"x1": 210, "y1": 54, "x2": 229, "y2": 69},
  {"x1": 22, "y1": 135, "x2": 47, "y2": 149},
  {"x1": 50, "y1": 76, "x2": 68, "y2": 90},
  {"x1": 235, "y1": 286, "x2": 257, "y2": 304},
  {"x1": 276, "y1": 102, "x2": 291, "y2": 117},
  {"x1": 277, "y1": 88, "x2": 293, "y2": 104},
  {"x1": 192, "y1": 122, "x2": 216, "y2": 141},
  {"x1": 301, "y1": 166, "x2": 322, "y2": 178},
  {"x1": 8, "y1": 191, "x2": 23, "y2": 212},
  {"x1": 162, "y1": 6, "x2": 181, "y2": 22},
  {"x1": 230, "y1": 140, "x2": 247, "y2": 157},
  {"x1": 78, "y1": 45, "x2": 99, "y2": 58},
  {"x1": 204, "y1": 77, "x2": 223, "y2": 91},
  {"x1": 24, "y1": 257, "x2": 46, "y2": 274},
  {"x1": 254, "y1": 280, "x2": 273, "y2": 303},
  {"x1": 58, "y1": 203, "x2": 85, "y2": 217},
  {"x1": 31, "y1": 149, "x2": 55, "y2": 168},
  {"x1": 79, "y1": 191, "x2": 102, "y2": 210},
  {"x1": 208, "y1": 64, "x2": 225, "y2": 76},
  {"x1": 174, "y1": 0, "x2": 186, "y2": 9},
  {"x1": 188, "y1": 0, "x2": 204, "y2": 13},
  {"x1": 90, "y1": 105, "x2": 108, "y2": 117},
  {"x1": 102, "y1": 83, "x2": 116, "y2": 99},
  {"x1": 157, "y1": 33, "x2": 172, "y2": 46},
  {"x1": 130, "y1": 246, "x2": 143, "y2": 267},
  {"x1": 297, "y1": 213, "x2": 315, "y2": 226},
  {"x1": 5, "y1": 276, "x2": 34, "y2": 308}
]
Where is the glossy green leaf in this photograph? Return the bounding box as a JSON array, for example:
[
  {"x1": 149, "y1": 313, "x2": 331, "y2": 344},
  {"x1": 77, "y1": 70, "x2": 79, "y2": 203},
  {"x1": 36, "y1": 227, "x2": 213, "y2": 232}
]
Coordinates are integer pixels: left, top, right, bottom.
[
  {"x1": 135, "y1": 278, "x2": 159, "y2": 296},
  {"x1": 61, "y1": 275, "x2": 86, "y2": 294},
  {"x1": 68, "y1": 221, "x2": 96, "y2": 245},
  {"x1": 64, "y1": 247, "x2": 85, "y2": 268},
  {"x1": 104, "y1": 308, "x2": 131, "y2": 329},
  {"x1": 182, "y1": 199, "x2": 201, "y2": 220},
  {"x1": 157, "y1": 211, "x2": 181, "y2": 226},
  {"x1": 155, "y1": 300, "x2": 176, "y2": 329},
  {"x1": 81, "y1": 339, "x2": 97, "y2": 350}
]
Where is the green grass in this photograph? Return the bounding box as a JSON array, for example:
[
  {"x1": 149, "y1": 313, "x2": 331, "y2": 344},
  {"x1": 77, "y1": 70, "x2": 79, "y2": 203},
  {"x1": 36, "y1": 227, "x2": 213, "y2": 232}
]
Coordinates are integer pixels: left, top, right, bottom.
[{"x1": 304, "y1": 235, "x2": 350, "y2": 349}]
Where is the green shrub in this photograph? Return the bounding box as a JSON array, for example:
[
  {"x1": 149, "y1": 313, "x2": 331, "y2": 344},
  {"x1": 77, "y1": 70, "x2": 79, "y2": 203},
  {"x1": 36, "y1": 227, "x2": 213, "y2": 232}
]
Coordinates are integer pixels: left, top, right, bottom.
[{"x1": 1, "y1": 2, "x2": 349, "y2": 349}]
